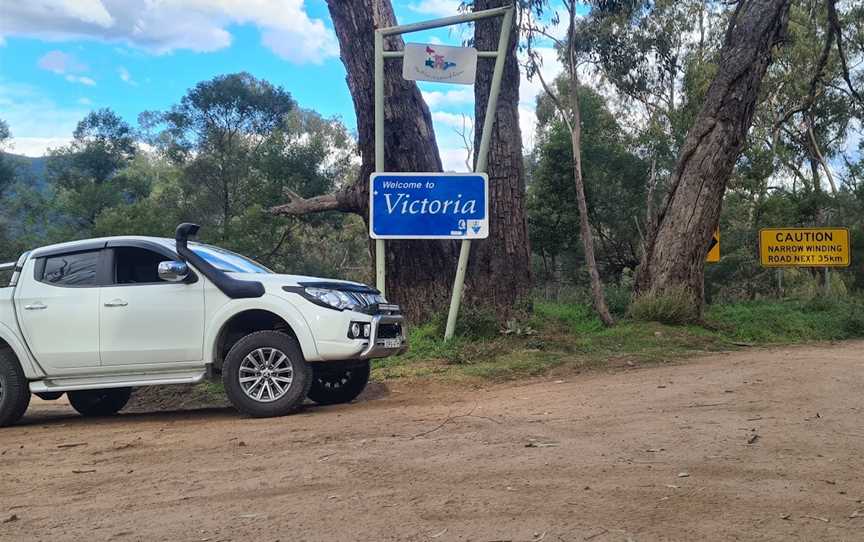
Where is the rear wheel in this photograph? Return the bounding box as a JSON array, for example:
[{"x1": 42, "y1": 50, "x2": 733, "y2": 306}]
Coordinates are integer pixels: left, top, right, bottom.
[
  {"x1": 222, "y1": 331, "x2": 311, "y2": 418},
  {"x1": 0, "y1": 349, "x2": 31, "y2": 427},
  {"x1": 308, "y1": 360, "x2": 370, "y2": 406},
  {"x1": 68, "y1": 388, "x2": 132, "y2": 417}
]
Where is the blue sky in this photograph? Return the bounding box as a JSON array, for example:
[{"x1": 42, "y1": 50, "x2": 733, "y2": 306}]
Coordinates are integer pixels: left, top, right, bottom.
[{"x1": 0, "y1": 1, "x2": 560, "y2": 170}]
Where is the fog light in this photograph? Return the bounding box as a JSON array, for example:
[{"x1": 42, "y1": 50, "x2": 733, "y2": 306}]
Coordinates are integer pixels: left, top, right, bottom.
[
  {"x1": 350, "y1": 323, "x2": 361, "y2": 338},
  {"x1": 363, "y1": 324, "x2": 371, "y2": 338}
]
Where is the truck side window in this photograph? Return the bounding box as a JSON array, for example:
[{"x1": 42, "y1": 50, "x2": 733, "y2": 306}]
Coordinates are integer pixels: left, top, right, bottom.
[
  {"x1": 114, "y1": 247, "x2": 166, "y2": 284},
  {"x1": 42, "y1": 251, "x2": 100, "y2": 286}
]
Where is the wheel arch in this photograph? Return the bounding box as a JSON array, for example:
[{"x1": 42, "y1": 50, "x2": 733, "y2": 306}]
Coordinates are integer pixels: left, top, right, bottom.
[
  {"x1": 208, "y1": 298, "x2": 320, "y2": 370},
  {"x1": 0, "y1": 322, "x2": 42, "y2": 379}
]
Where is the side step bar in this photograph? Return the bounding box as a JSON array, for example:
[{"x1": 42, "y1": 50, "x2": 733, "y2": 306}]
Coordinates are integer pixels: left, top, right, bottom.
[{"x1": 30, "y1": 370, "x2": 207, "y2": 393}]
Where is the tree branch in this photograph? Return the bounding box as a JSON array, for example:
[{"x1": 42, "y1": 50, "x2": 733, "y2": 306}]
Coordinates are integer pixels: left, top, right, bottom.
[
  {"x1": 826, "y1": 0, "x2": 864, "y2": 106},
  {"x1": 271, "y1": 187, "x2": 355, "y2": 216}
]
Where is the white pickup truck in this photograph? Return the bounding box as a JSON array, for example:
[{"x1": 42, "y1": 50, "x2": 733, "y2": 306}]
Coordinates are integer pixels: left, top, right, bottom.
[{"x1": 0, "y1": 223, "x2": 407, "y2": 426}]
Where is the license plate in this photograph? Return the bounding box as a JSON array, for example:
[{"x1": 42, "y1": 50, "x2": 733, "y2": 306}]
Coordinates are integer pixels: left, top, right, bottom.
[{"x1": 382, "y1": 338, "x2": 402, "y2": 349}]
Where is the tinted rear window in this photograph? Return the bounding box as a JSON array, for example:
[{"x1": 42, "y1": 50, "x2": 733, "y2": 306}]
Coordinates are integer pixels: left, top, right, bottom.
[{"x1": 41, "y1": 251, "x2": 100, "y2": 286}]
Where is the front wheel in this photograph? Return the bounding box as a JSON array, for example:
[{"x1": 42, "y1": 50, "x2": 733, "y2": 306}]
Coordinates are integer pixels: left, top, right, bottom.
[
  {"x1": 308, "y1": 360, "x2": 370, "y2": 406},
  {"x1": 222, "y1": 331, "x2": 312, "y2": 418},
  {"x1": 68, "y1": 388, "x2": 132, "y2": 417}
]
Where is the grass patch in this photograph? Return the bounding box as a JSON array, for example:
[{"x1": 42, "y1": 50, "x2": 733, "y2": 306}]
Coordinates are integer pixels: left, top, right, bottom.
[
  {"x1": 706, "y1": 297, "x2": 864, "y2": 343},
  {"x1": 373, "y1": 296, "x2": 864, "y2": 383},
  {"x1": 629, "y1": 286, "x2": 699, "y2": 325}
]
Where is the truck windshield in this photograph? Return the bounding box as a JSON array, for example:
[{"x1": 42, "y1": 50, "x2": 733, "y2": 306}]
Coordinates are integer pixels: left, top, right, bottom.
[{"x1": 190, "y1": 244, "x2": 272, "y2": 274}]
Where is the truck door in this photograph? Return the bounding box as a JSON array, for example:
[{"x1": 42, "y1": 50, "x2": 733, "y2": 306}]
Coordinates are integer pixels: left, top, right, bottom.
[
  {"x1": 16, "y1": 249, "x2": 102, "y2": 370},
  {"x1": 98, "y1": 245, "x2": 205, "y2": 365}
]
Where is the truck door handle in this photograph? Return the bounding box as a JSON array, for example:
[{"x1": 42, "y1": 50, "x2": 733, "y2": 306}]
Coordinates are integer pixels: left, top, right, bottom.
[
  {"x1": 104, "y1": 299, "x2": 128, "y2": 307},
  {"x1": 24, "y1": 302, "x2": 47, "y2": 311}
]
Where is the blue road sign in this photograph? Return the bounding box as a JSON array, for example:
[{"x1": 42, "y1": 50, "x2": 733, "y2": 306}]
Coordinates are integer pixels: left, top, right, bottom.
[{"x1": 370, "y1": 172, "x2": 489, "y2": 239}]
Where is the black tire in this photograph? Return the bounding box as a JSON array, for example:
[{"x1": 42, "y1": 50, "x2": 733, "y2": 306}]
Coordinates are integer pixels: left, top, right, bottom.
[
  {"x1": 36, "y1": 392, "x2": 64, "y2": 401},
  {"x1": 0, "y1": 349, "x2": 31, "y2": 427},
  {"x1": 68, "y1": 388, "x2": 132, "y2": 417},
  {"x1": 308, "y1": 360, "x2": 370, "y2": 406},
  {"x1": 222, "y1": 331, "x2": 312, "y2": 418}
]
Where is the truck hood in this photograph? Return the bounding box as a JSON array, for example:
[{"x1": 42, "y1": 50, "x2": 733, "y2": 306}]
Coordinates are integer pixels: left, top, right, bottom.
[{"x1": 227, "y1": 272, "x2": 376, "y2": 292}]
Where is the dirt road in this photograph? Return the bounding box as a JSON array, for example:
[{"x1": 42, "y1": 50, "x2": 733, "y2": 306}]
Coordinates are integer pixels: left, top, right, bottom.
[{"x1": 2, "y1": 342, "x2": 863, "y2": 541}]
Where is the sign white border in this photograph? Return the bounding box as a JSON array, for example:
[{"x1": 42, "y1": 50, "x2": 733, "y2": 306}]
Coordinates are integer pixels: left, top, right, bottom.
[{"x1": 369, "y1": 172, "x2": 490, "y2": 240}]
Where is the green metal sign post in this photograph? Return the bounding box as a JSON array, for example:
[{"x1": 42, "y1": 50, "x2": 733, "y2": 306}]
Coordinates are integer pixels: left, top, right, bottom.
[{"x1": 373, "y1": 4, "x2": 514, "y2": 341}]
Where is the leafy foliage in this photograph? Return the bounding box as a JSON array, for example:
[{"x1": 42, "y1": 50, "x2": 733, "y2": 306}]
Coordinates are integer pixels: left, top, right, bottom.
[
  {"x1": 0, "y1": 73, "x2": 368, "y2": 282},
  {"x1": 528, "y1": 81, "x2": 648, "y2": 287}
]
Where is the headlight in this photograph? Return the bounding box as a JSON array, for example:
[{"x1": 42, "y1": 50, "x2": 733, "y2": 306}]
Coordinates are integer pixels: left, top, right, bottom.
[{"x1": 305, "y1": 287, "x2": 360, "y2": 311}]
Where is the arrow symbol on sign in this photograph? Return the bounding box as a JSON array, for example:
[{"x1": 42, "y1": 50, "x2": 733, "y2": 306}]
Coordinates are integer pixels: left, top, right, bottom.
[{"x1": 472, "y1": 225, "x2": 481, "y2": 234}]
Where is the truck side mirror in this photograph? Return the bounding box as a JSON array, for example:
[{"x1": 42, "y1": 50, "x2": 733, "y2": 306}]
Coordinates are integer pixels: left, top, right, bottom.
[{"x1": 158, "y1": 261, "x2": 189, "y2": 283}]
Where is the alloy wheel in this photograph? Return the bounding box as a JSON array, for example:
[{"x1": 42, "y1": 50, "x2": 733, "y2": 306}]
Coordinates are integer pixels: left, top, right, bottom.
[{"x1": 238, "y1": 347, "x2": 294, "y2": 403}]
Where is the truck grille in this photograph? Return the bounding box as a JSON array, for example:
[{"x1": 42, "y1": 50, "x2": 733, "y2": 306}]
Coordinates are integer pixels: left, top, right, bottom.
[
  {"x1": 377, "y1": 323, "x2": 402, "y2": 339},
  {"x1": 348, "y1": 291, "x2": 384, "y2": 308}
]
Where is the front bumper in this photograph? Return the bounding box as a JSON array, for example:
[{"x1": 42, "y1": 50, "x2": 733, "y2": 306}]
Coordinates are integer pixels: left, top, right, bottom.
[{"x1": 360, "y1": 313, "x2": 409, "y2": 359}]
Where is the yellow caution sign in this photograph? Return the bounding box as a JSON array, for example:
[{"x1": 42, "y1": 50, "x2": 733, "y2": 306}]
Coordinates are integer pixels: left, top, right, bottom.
[
  {"x1": 759, "y1": 228, "x2": 850, "y2": 267},
  {"x1": 706, "y1": 229, "x2": 720, "y2": 263}
]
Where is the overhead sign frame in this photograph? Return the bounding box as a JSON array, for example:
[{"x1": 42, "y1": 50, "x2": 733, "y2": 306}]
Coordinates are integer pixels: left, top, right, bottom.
[
  {"x1": 369, "y1": 172, "x2": 489, "y2": 240},
  {"x1": 373, "y1": 5, "x2": 514, "y2": 341},
  {"x1": 758, "y1": 227, "x2": 851, "y2": 268}
]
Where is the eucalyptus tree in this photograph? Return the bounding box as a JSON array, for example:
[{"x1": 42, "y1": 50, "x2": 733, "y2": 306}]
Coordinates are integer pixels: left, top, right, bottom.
[
  {"x1": 46, "y1": 108, "x2": 142, "y2": 234},
  {"x1": 523, "y1": 0, "x2": 616, "y2": 324},
  {"x1": 634, "y1": 0, "x2": 793, "y2": 317},
  {"x1": 528, "y1": 81, "x2": 648, "y2": 292},
  {"x1": 158, "y1": 72, "x2": 297, "y2": 242}
]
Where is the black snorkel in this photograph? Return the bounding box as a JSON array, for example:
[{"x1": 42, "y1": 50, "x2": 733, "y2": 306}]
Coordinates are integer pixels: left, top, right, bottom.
[{"x1": 174, "y1": 223, "x2": 265, "y2": 299}]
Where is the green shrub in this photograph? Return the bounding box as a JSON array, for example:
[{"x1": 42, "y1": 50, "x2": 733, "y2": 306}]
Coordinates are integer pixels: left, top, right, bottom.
[
  {"x1": 804, "y1": 295, "x2": 835, "y2": 312},
  {"x1": 604, "y1": 284, "x2": 632, "y2": 316},
  {"x1": 843, "y1": 300, "x2": 864, "y2": 336},
  {"x1": 628, "y1": 287, "x2": 699, "y2": 325}
]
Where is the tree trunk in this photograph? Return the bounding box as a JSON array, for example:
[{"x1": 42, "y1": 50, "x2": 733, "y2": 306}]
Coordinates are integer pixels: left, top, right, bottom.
[
  {"x1": 635, "y1": 0, "x2": 792, "y2": 317},
  {"x1": 568, "y1": 79, "x2": 614, "y2": 326},
  {"x1": 469, "y1": 0, "x2": 533, "y2": 318},
  {"x1": 276, "y1": 0, "x2": 459, "y2": 322}
]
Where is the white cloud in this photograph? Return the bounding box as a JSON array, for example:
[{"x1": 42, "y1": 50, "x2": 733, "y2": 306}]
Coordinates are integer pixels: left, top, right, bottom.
[
  {"x1": 37, "y1": 50, "x2": 88, "y2": 74},
  {"x1": 65, "y1": 74, "x2": 96, "y2": 86},
  {"x1": 8, "y1": 137, "x2": 73, "y2": 157},
  {"x1": 77, "y1": 97, "x2": 93, "y2": 105},
  {"x1": 0, "y1": 0, "x2": 338, "y2": 65},
  {"x1": 518, "y1": 47, "x2": 563, "y2": 150},
  {"x1": 36, "y1": 50, "x2": 96, "y2": 85},
  {"x1": 117, "y1": 65, "x2": 136, "y2": 85},
  {"x1": 422, "y1": 88, "x2": 473, "y2": 108},
  {"x1": 439, "y1": 146, "x2": 472, "y2": 172},
  {"x1": 0, "y1": 80, "x2": 85, "y2": 156},
  {"x1": 0, "y1": 35, "x2": 5, "y2": 46},
  {"x1": 406, "y1": 1, "x2": 463, "y2": 17},
  {"x1": 431, "y1": 111, "x2": 470, "y2": 129},
  {"x1": 519, "y1": 105, "x2": 537, "y2": 151},
  {"x1": 58, "y1": 0, "x2": 114, "y2": 27}
]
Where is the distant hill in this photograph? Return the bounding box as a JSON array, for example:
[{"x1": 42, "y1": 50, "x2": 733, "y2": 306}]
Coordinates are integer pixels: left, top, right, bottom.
[{"x1": 1, "y1": 153, "x2": 49, "y2": 192}]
